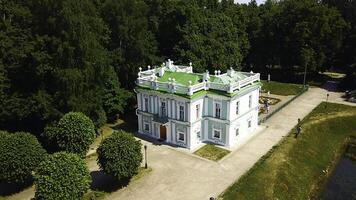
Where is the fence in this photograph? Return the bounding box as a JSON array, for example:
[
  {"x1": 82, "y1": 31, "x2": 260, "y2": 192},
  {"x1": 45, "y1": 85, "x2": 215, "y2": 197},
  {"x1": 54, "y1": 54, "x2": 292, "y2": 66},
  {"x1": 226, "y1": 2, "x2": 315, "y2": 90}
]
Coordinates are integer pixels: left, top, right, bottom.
[{"x1": 258, "y1": 85, "x2": 309, "y2": 124}]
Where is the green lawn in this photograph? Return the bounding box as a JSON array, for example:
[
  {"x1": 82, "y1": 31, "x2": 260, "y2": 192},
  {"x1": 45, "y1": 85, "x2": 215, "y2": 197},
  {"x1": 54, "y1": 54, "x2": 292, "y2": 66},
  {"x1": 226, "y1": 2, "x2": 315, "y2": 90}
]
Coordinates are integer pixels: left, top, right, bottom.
[
  {"x1": 194, "y1": 144, "x2": 230, "y2": 161},
  {"x1": 220, "y1": 102, "x2": 356, "y2": 200},
  {"x1": 261, "y1": 80, "x2": 304, "y2": 95}
]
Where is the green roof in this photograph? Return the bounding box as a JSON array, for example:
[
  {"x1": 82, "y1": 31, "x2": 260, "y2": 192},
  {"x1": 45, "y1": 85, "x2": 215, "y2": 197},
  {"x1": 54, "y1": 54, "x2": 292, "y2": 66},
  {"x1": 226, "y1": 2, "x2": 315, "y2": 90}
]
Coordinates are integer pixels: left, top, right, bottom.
[
  {"x1": 157, "y1": 71, "x2": 202, "y2": 86},
  {"x1": 210, "y1": 72, "x2": 248, "y2": 84}
]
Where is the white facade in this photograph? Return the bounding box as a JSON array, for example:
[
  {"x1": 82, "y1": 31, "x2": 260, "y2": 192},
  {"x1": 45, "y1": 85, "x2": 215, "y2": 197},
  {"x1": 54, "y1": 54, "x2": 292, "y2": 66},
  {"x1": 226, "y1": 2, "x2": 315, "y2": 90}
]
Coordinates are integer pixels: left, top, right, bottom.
[{"x1": 136, "y1": 60, "x2": 261, "y2": 150}]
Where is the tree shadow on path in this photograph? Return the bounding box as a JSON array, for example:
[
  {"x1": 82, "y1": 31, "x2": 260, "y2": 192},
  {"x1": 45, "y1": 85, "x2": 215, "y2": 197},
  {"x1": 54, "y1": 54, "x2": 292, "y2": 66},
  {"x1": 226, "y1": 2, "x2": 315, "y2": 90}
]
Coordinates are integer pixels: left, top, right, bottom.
[
  {"x1": 90, "y1": 171, "x2": 129, "y2": 193},
  {"x1": 0, "y1": 178, "x2": 33, "y2": 196}
]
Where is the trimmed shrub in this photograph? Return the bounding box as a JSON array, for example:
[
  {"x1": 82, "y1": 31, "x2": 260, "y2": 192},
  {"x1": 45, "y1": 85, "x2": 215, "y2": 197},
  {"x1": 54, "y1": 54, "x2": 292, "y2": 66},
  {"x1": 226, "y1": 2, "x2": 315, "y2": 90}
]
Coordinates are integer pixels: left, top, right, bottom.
[
  {"x1": 0, "y1": 131, "x2": 47, "y2": 183},
  {"x1": 50, "y1": 112, "x2": 96, "y2": 156},
  {"x1": 97, "y1": 130, "x2": 142, "y2": 179},
  {"x1": 34, "y1": 152, "x2": 91, "y2": 200}
]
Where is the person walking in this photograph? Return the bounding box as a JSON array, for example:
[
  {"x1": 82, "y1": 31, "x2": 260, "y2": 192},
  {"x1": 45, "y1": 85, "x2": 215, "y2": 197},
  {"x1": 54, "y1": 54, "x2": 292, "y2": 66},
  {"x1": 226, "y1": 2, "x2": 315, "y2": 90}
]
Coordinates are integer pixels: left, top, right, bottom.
[{"x1": 295, "y1": 118, "x2": 301, "y2": 138}]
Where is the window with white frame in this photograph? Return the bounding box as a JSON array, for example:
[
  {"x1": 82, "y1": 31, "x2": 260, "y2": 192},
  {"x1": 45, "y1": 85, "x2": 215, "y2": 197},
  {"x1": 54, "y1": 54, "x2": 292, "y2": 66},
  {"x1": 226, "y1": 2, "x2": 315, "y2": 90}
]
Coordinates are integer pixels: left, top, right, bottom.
[
  {"x1": 248, "y1": 119, "x2": 252, "y2": 128},
  {"x1": 161, "y1": 101, "x2": 166, "y2": 116},
  {"x1": 144, "y1": 122, "x2": 150, "y2": 132},
  {"x1": 177, "y1": 132, "x2": 185, "y2": 142},
  {"x1": 215, "y1": 102, "x2": 221, "y2": 118},
  {"x1": 236, "y1": 127, "x2": 240, "y2": 136},
  {"x1": 196, "y1": 129, "x2": 201, "y2": 139},
  {"x1": 249, "y1": 95, "x2": 252, "y2": 108},
  {"x1": 213, "y1": 128, "x2": 221, "y2": 139},
  {"x1": 144, "y1": 97, "x2": 149, "y2": 112},
  {"x1": 179, "y1": 105, "x2": 184, "y2": 121},
  {"x1": 196, "y1": 104, "x2": 200, "y2": 119},
  {"x1": 236, "y1": 101, "x2": 239, "y2": 115}
]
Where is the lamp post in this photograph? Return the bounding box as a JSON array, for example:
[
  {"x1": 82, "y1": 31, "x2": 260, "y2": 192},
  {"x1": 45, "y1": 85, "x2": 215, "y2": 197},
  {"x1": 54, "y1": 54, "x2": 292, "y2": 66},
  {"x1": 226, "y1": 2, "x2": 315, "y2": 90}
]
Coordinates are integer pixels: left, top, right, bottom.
[
  {"x1": 325, "y1": 93, "x2": 329, "y2": 108},
  {"x1": 303, "y1": 44, "x2": 309, "y2": 88},
  {"x1": 144, "y1": 145, "x2": 148, "y2": 169}
]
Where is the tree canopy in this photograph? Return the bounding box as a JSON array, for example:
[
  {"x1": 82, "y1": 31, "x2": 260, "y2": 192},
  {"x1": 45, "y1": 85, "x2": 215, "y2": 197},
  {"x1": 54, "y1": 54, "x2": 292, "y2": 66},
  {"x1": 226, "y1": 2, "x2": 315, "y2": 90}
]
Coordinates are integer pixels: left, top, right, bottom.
[
  {"x1": 97, "y1": 130, "x2": 142, "y2": 179},
  {"x1": 44, "y1": 112, "x2": 96, "y2": 157},
  {"x1": 0, "y1": 131, "x2": 47, "y2": 183},
  {"x1": 34, "y1": 152, "x2": 91, "y2": 200},
  {"x1": 1, "y1": 0, "x2": 355, "y2": 136}
]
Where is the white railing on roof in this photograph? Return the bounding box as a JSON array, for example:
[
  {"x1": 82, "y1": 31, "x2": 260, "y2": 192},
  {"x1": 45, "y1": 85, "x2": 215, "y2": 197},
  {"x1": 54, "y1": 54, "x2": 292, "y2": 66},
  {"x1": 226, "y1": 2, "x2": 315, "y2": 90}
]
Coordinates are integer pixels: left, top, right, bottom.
[{"x1": 136, "y1": 61, "x2": 260, "y2": 96}]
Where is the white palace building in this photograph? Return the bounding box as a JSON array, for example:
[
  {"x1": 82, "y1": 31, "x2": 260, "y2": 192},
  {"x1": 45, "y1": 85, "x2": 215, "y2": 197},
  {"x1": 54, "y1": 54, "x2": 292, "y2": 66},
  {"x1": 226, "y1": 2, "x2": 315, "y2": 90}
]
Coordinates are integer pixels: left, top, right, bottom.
[{"x1": 135, "y1": 60, "x2": 261, "y2": 150}]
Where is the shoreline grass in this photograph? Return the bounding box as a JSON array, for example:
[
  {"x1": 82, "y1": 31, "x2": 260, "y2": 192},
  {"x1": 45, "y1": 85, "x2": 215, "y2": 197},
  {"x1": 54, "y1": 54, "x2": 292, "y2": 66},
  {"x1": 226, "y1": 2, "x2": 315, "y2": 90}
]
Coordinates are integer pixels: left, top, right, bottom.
[{"x1": 220, "y1": 102, "x2": 356, "y2": 200}]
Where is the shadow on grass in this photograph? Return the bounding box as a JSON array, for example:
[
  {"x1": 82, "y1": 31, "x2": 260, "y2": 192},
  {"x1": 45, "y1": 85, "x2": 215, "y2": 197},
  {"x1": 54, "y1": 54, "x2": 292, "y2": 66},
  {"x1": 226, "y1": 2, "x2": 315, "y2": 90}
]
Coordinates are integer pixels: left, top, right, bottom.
[
  {"x1": 0, "y1": 178, "x2": 33, "y2": 196},
  {"x1": 90, "y1": 171, "x2": 129, "y2": 193}
]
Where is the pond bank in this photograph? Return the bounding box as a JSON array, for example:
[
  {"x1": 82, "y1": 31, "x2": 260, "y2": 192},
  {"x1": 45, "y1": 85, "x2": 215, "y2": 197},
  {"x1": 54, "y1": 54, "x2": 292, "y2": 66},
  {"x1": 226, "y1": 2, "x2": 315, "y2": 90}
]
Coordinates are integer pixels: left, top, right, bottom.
[{"x1": 320, "y1": 139, "x2": 356, "y2": 199}]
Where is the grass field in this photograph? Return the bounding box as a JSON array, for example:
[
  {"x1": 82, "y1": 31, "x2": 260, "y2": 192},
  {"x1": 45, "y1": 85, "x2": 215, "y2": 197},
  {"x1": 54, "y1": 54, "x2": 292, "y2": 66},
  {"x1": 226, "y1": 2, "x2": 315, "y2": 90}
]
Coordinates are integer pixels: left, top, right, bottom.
[
  {"x1": 194, "y1": 144, "x2": 230, "y2": 161},
  {"x1": 220, "y1": 102, "x2": 356, "y2": 200},
  {"x1": 261, "y1": 80, "x2": 304, "y2": 95}
]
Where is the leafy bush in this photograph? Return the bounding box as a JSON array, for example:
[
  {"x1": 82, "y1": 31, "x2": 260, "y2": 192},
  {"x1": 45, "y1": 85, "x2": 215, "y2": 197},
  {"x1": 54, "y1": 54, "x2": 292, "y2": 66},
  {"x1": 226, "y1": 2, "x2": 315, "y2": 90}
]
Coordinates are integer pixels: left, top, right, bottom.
[
  {"x1": 97, "y1": 130, "x2": 142, "y2": 179},
  {"x1": 48, "y1": 112, "x2": 96, "y2": 156},
  {"x1": 0, "y1": 131, "x2": 47, "y2": 183},
  {"x1": 34, "y1": 152, "x2": 91, "y2": 200}
]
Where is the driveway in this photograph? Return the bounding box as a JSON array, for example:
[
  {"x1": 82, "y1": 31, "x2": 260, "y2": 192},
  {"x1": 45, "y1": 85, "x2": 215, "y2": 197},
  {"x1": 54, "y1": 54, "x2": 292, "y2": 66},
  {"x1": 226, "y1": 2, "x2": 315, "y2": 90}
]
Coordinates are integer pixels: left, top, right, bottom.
[
  {"x1": 105, "y1": 87, "x2": 355, "y2": 200},
  {"x1": 5, "y1": 88, "x2": 353, "y2": 200}
]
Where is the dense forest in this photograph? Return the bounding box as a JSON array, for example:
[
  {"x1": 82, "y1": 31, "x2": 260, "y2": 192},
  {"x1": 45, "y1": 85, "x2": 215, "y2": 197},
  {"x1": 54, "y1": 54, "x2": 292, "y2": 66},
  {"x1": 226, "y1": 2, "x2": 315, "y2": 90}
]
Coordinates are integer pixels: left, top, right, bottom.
[{"x1": 0, "y1": 0, "x2": 355, "y2": 136}]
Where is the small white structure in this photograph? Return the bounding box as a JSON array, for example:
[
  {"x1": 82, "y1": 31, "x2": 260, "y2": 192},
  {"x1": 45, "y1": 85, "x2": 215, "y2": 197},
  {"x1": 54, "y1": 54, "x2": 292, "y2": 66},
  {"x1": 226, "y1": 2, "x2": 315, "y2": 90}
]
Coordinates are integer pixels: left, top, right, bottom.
[{"x1": 136, "y1": 60, "x2": 261, "y2": 150}]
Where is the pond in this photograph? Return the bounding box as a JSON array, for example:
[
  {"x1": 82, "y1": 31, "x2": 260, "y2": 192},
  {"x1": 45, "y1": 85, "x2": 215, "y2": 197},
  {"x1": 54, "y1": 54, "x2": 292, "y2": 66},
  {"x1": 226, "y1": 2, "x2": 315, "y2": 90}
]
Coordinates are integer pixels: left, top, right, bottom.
[{"x1": 321, "y1": 143, "x2": 356, "y2": 200}]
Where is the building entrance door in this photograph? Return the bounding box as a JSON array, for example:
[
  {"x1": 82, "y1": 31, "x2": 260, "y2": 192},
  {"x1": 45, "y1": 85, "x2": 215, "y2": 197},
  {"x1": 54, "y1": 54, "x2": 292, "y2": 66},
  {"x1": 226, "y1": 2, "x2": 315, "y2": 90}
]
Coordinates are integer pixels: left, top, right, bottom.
[{"x1": 160, "y1": 125, "x2": 167, "y2": 140}]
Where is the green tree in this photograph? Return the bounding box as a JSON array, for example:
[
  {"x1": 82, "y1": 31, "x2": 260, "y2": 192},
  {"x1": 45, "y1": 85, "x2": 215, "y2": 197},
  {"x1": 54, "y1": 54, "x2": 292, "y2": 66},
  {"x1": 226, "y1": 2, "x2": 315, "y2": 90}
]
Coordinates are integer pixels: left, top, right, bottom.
[
  {"x1": 103, "y1": 75, "x2": 132, "y2": 122},
  {"x1": 34, "y1": 152, "x2": 91, "y2": 200},
  {"x1": 100, "y1": 0, "x2": 159, "y2": 89},
  {"x1": 172, "y1": 1, "x2": 243, "y2": 72},
  {"x1": 97, "y1": 130, "x2": 142, "y2": 179},
  {"x1": 0, "y1": 131, "x2": 47, "y2": 183},
  {"x1": 46, "y1": 112, "x2": 96, "y2": 157}
]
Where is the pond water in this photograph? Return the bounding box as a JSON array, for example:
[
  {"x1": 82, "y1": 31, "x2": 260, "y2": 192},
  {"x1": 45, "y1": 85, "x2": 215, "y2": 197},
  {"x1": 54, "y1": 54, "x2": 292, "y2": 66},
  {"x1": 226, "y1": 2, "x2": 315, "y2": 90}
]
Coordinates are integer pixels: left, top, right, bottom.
[{"x1": 321, "y1": 144, "x2": 356, "y2": 200}]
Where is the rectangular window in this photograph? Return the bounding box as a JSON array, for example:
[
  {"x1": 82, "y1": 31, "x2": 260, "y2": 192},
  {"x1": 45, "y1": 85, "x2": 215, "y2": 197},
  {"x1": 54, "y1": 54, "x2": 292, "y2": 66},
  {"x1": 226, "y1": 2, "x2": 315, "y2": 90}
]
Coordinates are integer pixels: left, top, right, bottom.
[
  {"x1": 144, "y1": 122, "x2": 150, "y2": 132},
  {"x1": 196, "y1": 104, "x2": 200, "y2": 119},
  {"x1": 236, "y1": 101, "x2": 239, "y2": 115},
  {"x1": 178, "y1": 132, "x2": 185, "y2": 142},
  {"x1": 144, "y1": 97, "x2": 149, "y2": 112},
  {"x1": 179, "y1": 105, "x2": 184, "y2": 121},
  {"x1": 213, "y1": 129, "x2": 221, "y2": 139},
  {"x1": 215, "y1": 103, "x2": 221, "y2": 118},
  {"x1": 248, "y1": 120, "x2": 252, "y2": 128},
  {"x1": 249, "y1": 95, "x2": 252, "y2": 108},
  {"x1": 196, "y1": 131, "x2": 201, "y2": 139},
  {"x1": 236, "y1": 128, "x2": 239, "y2": 136},
  {"x1": 161, "y1": 101, "x2": 166, "y2": 116}
]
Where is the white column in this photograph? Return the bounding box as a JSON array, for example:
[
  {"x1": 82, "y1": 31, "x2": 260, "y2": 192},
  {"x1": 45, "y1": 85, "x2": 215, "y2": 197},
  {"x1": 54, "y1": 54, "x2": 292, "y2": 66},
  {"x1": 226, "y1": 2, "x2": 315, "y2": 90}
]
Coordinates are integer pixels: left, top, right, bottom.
[
  {"x1": 204, "y1": 119, "x2": 208, "y2": 140},
  {"x1": 167, "y1": 122, "x2": 172, "y2": 143},
  {"x1": 186, "y1": 102, "x2": 190, "y2": 122},
  {"x1": 186, "y1": 126, "x2": 190, "y2": 148},
  {"x1": 167, "y1": 98, "x2": 171, "y2": 117},
  {"x1": 204, "y1": 97, "x2": 208, "y2": 115},
  {"x1": 225, "y1": 124, "x2": 230, "y2": 147},
  {"x1": 172, "y1": 99, "x2": 176, "y2": 119},
  {"x1": 138, "y1": 115, "x2": 142, "y2": 132},
  {"x1": 155, "y1": 96, "x2": 159, "y2": 114},
  {"x1": 158, "y1": 97, "x2": 161, "y2": 116},
  {"x1": 150, "y1": 96, "x2": 154, "y2": 113},
  {"x1": 137, "y1": 93, "x2": 142, "y2": 110},
  {"x1": 226, "y1": 101, "x2": 230, "y2": 120}
]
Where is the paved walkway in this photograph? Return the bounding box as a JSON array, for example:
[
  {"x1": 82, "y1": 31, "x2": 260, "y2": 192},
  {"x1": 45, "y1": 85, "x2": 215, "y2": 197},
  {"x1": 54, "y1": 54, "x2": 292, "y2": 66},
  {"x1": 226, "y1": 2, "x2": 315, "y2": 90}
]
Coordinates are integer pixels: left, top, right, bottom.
[
  {"x1": 106, "y1": 87, "x2": 354, "y2": 200},
  {"x1": 5, "y1": 87, "x2": 354, "y2": 200}
]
